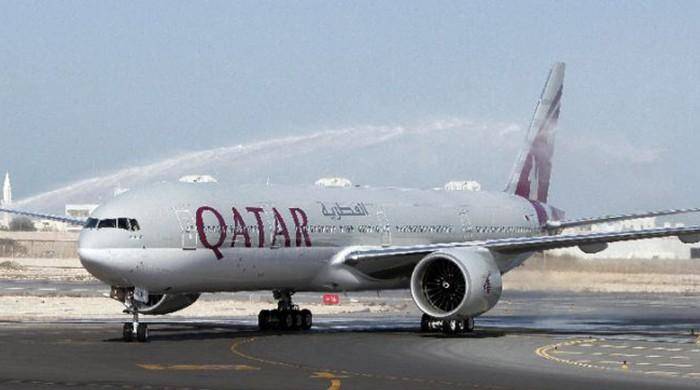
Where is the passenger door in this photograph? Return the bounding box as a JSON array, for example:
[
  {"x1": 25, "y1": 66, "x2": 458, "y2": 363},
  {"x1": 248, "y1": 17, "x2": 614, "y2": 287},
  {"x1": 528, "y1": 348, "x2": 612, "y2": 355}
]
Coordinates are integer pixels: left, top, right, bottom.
[
  {"x1": 377, "y1": 205, "x2": 392, "y2": 247},
  {"x1": 459, "y1": 207, "x2": 473, "y2": 241},
  {"x1": 173, "y1": 208, "x2": 197, "y2": 250}
]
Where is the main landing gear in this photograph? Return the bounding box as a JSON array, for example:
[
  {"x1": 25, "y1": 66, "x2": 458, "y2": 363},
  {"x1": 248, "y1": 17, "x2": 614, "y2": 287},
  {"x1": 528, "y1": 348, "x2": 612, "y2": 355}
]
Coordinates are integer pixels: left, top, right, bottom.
[
  {"x1": 258, "y1": 290, "x2": 313, "y2": 331},
  {"x1": 420, "y1": 314, "x2": 474, "y2": 335}
]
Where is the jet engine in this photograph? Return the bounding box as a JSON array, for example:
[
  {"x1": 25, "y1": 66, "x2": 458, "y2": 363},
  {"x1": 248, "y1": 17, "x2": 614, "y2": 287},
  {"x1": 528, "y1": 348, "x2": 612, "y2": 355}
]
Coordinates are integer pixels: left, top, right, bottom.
[
  {"x1": 410, "y1": 247, "x2": 502, "y2": 319},
  {"x1": 110, "y1": 287, "x2": 200, "y2": 315},
  {"x1": 135, "y1": 293, "x2": 200, "y2": 315}
]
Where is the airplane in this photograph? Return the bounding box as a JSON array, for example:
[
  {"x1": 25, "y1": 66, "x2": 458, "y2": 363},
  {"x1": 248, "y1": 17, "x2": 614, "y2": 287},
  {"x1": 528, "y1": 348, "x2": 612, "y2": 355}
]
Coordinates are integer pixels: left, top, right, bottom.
[{"x1": 4, "y1": 62, "x2": 700, "y2": 342}]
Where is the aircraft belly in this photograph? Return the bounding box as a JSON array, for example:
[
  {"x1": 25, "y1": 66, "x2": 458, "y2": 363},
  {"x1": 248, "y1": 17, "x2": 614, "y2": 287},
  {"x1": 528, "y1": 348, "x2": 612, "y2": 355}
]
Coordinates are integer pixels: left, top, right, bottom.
[{"x1": 104, "y1": 247, "x2": 338, "y2": 293}]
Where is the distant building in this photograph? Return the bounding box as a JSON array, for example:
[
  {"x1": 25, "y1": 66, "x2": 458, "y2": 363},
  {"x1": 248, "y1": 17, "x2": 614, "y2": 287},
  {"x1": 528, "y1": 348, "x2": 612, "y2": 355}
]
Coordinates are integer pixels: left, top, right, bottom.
[
  {"x1": 315, "y1": 177, "x2": 352, "y2": 188},
  {"x1": 1, "y1": 172, "x2": 11, "y2": 229},
  {"x1": 65, "y1": 204, "x2": 99, "y2": 232},
  {"x1": 179, "y1": 175, "x2": 218, "y2": 183},
  {"x1": 33, "y1": 219, "x2": 68, "y2": 232}
]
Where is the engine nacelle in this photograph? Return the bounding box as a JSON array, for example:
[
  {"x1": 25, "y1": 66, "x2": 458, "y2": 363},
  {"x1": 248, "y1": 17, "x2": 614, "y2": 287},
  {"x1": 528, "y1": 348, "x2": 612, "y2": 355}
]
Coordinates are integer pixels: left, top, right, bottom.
[
  {"x1": 136, "y1": 293, "x2": 200, "y2": 315},
  {"x1": 410, "y1": 247, "x2": 502, "y2": 319},
  {"x1": 111, "y1": 287, "x2": 200, "y2": 315}
]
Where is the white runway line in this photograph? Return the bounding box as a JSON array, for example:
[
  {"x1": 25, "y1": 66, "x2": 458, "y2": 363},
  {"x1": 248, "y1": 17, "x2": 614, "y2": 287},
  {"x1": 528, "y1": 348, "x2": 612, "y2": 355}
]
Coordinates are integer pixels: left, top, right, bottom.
[
  {"x1": 5, "y1": 287, "x2": 25, "y2": 290},
  {"x1": 658, "y1": 363, "x2": 693, "y2": 368},
  {"x1": 610, "y1": 353, "x2": 638, "y2": 357},
  {"x1": 38, "y1": 288, "x2": 57, "y2": 291},
  {"x1": 652, "y1": 347, "x2": 682, "y2": 352},
  {"x1": 670, "y1": 356, "x2": 690, "y2": 360},
  {"x1": 644, "y1": 371, "x2": 679, "y2": 376},
  {"x1": 597, "y1": 360, "x2": 622, "y2": 365}
]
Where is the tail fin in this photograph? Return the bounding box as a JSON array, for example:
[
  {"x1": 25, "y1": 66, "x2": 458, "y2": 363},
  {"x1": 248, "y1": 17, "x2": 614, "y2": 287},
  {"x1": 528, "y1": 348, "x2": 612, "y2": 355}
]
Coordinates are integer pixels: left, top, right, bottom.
[{"x1": 505, "y1": 62, "x2": 565, "y2": 203}]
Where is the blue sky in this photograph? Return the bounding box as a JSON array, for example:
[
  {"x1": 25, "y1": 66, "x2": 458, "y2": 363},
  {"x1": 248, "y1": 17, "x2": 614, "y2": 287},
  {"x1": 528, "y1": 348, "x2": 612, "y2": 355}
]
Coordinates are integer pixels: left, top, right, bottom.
[{"x1": 1, "y1": 1, "x2": 699, "y2": 216}]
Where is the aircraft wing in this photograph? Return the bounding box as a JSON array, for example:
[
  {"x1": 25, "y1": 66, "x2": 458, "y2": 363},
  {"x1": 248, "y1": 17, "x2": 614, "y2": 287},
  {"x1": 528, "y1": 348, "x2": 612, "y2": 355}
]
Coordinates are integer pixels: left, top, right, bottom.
[
  {"x1": 344, "y1": 224, "x2": 700, "y2": 264},
  {"x1": 547, "y1": 207, "x2": 700, "y2": 230},
  {"x1": 0, "y1": 207, "x2": 86, "y2": 226}
]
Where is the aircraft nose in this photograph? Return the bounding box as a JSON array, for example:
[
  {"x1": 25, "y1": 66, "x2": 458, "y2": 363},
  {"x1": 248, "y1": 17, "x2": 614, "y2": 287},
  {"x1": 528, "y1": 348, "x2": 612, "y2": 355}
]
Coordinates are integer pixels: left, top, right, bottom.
[
  {"x1": 78, "y1": 247, "x2": 118, "y2": 283},
  {"x1": 78, "y1": 232, "x2": 129, "y2": 285}
]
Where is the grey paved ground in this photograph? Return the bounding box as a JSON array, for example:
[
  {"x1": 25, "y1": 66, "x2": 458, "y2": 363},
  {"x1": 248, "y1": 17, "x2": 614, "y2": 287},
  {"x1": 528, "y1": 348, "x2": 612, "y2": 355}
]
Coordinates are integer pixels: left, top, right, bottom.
[{"x1": 1, "y1": 288, "x2": 700, "y2": 389}]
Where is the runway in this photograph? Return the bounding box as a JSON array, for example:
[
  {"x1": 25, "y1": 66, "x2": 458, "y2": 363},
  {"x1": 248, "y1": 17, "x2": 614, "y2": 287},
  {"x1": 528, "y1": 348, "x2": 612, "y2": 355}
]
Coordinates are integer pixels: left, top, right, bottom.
[{"x1": 2, "y1": 291, "x2": 700, "y2": 389}]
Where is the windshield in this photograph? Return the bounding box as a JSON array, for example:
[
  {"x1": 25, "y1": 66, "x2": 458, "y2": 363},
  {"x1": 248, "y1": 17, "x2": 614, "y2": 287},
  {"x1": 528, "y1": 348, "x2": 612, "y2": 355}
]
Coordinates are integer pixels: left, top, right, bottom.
[{"x1": 85, "y1": 217, "x2": 140, "y2": 231}]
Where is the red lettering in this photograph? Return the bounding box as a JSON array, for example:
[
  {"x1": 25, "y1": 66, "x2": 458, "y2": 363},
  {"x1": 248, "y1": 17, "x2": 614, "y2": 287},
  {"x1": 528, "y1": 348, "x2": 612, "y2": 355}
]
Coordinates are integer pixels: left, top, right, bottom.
[
  {"x1": 230, "y1": 207, "x2": 252, "y2": 248},
  {"x1": 271, "y1": 207, "x2": 291, "y2": 247},
  {"x1": 245, "y1": 207, "x2": 265, "y2": 248},
  {"x1": 195, "y1": 206, "x2": 227, "y2": 260},
  {"x1": 289, "y1": 207, "x2": 312, "y2": 247}
]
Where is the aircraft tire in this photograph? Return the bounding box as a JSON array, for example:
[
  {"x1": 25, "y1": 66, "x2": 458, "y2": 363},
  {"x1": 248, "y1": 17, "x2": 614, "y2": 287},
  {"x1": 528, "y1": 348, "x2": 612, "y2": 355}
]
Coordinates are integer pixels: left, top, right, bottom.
[
  {"x1": 281, "y1": 311, "x2": 294, "y2": 330},
  {"x1": 300, "y1": 309, "x2": 312, "y2": 330},
  {"x1": 420, "y1": 314, "x2": 431, "y2": 332},
  {"x1": 442, "y1": 319, "x2": 459, "y2": 335},
  {"x1": 122, "y1": 323, "x2": 133, "y2": 342},
  {"x1": 292, "y1": 311, "x2": 303, "y2": 330},
  {"x1": 136, "y1": 323, "x2": 149, "y2": 342},
  {"x1": 258, "y1": 310, "x2": 270, "y2": 331},
  {"x1": 464, "y1": 317, "x2": 475, "y2": 332}
]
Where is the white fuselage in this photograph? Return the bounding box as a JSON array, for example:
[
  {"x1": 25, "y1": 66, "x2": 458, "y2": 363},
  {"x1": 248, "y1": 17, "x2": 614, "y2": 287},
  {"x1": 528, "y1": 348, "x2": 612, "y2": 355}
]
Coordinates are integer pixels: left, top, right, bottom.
[{"x1": 78, "y1": 182, "x2": 554, "y2": 294}]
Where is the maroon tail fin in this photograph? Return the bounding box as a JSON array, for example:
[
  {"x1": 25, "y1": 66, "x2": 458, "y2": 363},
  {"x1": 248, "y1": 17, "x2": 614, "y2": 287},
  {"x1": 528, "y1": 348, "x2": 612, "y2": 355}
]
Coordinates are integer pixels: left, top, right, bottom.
[{"x1": 505, "y1": 62, "x2": 565, "y2": 203}]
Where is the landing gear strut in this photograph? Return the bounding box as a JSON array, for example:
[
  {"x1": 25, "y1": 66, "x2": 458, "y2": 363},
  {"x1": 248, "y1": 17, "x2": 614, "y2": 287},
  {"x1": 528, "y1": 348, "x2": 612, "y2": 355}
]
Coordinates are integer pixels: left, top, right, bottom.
[
  {"x1": 420, "y1": 313, "x2": 474, "y2": 335},
  {"x1": 258, "y1": 290, "x2": 313, "y2": 331},
  {"x1": 121, "y1": 290, "x2": 148, "y2": 342}
]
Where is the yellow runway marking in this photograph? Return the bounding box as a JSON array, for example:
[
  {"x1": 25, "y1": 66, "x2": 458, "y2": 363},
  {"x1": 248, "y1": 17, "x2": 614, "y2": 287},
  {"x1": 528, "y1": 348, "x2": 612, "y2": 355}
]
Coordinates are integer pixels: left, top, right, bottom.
[
  {"x1": 535, "y1": 338, "x2": 700, "y2": 381},
  {"x1": 138, "y1": 364, "x2": 260, "y2": 371},
  {"x1": 311, "y1": 371, "x2": 347, "y2": 390},
  {"x1": 230, "y1": 337, "x2": 498, "y2": 389}
]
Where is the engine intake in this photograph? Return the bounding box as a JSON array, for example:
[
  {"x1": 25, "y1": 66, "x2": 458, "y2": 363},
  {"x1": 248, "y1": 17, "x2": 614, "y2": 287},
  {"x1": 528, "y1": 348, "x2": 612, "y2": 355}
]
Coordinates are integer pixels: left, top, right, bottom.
[{"x1": 410, "y1": 247, "x2": 502, "y2": 319}]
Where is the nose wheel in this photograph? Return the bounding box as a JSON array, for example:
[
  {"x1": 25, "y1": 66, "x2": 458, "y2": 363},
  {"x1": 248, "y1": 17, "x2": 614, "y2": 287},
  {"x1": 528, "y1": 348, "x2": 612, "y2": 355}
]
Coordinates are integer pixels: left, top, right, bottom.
[
  {"x1": 258, "y1": 290, "x2": 313, "y2": 331},
  {"x1": 120, "y1": 290, "x2": 149, "y2": 342},
  {"x1": 122, "y1": 310, "x2": 149, "y2": 342}
]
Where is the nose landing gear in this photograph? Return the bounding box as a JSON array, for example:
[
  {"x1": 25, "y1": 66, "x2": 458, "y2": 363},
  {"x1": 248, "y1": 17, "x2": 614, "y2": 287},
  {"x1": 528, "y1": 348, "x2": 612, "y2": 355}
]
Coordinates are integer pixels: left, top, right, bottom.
[
  {"x1": 120, "y1": 290, "x2": 149, "y2": 342},
  {"x1": 420, "y1": 314, "x2": 474, "y2": 335},
  {"x1": 122, "y1": 311, "x2": 149, "y2": 342},
  {"x1": 258, "y1": 290, "x2": 313, "y2": 331}
]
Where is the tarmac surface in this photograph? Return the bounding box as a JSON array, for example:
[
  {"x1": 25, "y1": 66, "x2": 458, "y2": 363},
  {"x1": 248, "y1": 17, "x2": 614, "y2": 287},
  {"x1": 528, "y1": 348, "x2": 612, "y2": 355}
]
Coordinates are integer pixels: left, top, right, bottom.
[{"x1": 2, "y1": 289, "x2": 700, "y2": 389}]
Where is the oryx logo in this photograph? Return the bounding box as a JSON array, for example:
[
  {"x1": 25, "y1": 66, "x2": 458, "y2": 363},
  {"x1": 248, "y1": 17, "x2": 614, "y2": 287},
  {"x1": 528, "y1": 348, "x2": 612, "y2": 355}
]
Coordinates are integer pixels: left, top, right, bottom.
[{"x1": 483, "y1": 273, "x2": 492, "y2": 295}]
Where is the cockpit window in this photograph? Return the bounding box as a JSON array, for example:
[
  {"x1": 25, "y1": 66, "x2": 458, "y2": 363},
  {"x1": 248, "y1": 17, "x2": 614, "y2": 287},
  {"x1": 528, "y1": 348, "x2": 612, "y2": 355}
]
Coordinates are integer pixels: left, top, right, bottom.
[
  {"x1": 90, "y1": 217, "x2": 140, "y2": 231},
  {"x1": 117, "y1": 218, "x2": 130, "y2": 230},
  {"x1": 84, "y1": 218, "x2": 98, "y2": 229},
  {"x1": 98, "y1": 219, "x2": 116, "y2": 229}
]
